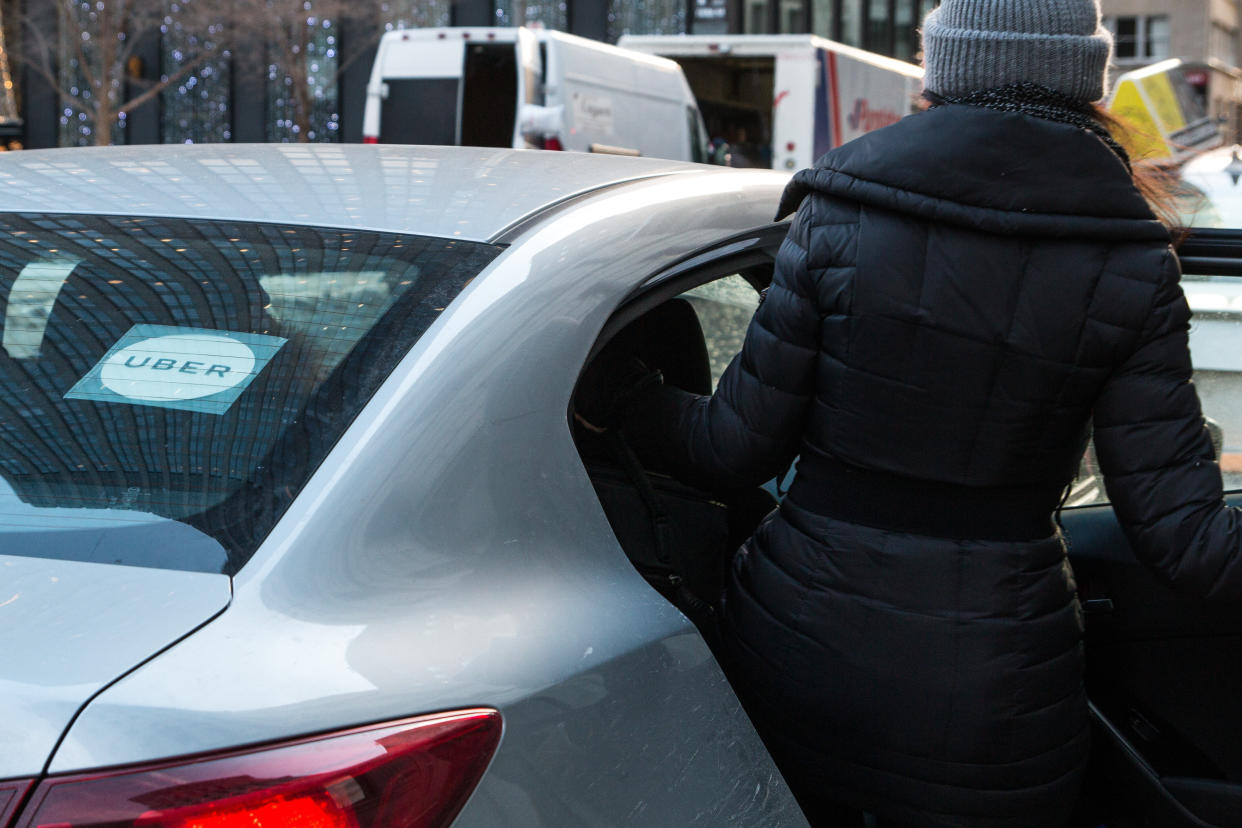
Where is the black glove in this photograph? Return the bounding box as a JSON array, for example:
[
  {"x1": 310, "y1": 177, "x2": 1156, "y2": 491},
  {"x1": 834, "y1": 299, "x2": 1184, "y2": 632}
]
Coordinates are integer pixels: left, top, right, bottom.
[{"x1": 574, "y1": 350, "x2": 662, "y2": 432}]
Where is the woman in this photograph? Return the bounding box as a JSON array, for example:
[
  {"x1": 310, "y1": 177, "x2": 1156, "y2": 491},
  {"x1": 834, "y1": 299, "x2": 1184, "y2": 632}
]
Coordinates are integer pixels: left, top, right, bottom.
[{"x1": 605, "y1": 0, "x2": 1242, "y2": 825}]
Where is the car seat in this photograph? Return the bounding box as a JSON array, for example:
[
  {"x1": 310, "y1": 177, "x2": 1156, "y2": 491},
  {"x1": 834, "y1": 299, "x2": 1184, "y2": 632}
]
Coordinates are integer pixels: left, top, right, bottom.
[{"x1": 575, "y1": 298, "x2": 775, "y2": 635}]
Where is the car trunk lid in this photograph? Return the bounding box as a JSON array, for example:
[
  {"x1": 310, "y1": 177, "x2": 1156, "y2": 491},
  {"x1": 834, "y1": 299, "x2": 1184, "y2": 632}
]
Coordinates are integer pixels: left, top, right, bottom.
[{"x1": 0, "y1": 553, "x2": 229, "y2": 778}]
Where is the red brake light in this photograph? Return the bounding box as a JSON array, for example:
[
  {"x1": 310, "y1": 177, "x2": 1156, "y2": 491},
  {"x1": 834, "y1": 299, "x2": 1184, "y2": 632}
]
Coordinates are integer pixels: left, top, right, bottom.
[
  {"x1": 362, "y1": 136, "x2": 379, "y2": 144},
  {"x1": 15, "y1": 709, "x2": 501, "y2": 828},
  {"x1": 542, "y1": 136, "x2": 564, "y2": 151}
]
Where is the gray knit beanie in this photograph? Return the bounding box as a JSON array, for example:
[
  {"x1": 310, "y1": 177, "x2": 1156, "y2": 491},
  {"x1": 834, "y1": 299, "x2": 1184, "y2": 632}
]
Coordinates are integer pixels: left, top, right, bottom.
[{"x1": 921, "y1": 0, "x2": 1114, "y2": 103}]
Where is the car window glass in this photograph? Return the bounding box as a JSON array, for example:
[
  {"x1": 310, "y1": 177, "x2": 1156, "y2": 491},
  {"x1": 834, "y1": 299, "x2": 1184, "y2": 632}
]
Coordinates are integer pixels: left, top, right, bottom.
[
  {"x1": 1068, "y1": 266, "x2": 1242, "y2": 507},
  {"x1": 0, "y1": 214, "x2": 502, "y2": 574},
  {"x1": 676, "y1": 270, "x2": 794, "y2": 498},
  {"x1": 679, "y1": 274, "x2": 762, "y2": 391},
  {"x1": 1176, "y1": 148, "x2": 1242, "y2": 228}
]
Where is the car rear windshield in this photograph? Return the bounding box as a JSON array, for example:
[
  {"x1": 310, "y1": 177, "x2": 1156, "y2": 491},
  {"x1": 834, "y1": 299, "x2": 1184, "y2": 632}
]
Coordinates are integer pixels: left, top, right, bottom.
[{"x1": 0, "y1": 214, "x2": 502, "y2": 574}]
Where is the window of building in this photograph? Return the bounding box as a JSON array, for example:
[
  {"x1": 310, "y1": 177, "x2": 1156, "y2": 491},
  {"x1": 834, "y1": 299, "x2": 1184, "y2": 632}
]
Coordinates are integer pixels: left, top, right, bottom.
[
  {"x1": 608, "y1": 0, "x2": 687, "y2": 41},
  {"x1": 781, "y1": 0, "x2": 806, "y2": 32},
  {"x1": 839, "y1": 0, "x2": 862, "y2": 46},
  {"x1": 812, "y1": 0, "x2": 835, "y2": 40},
  {"x1": 865, "y1": 0, "x2": 889, "y2": 53},
  {"x1": 495, "y1": 0, "x2": 569, "y2": 30},
  {"x1": 691, "y1": 0, "x2": 730, "y2": 34},
  {"x1": 745, "y1": 0, "x2": 770, "y2": 33},
  {"x1": 1210, "y1": 21, "x2": 1239, "y2": 67},
  {"x1": 894, "y1": 0, "x2": 918, "y2": 62},
  {"x1": 1105, "y1": 14, "x2": 1170, "y2": 61}
]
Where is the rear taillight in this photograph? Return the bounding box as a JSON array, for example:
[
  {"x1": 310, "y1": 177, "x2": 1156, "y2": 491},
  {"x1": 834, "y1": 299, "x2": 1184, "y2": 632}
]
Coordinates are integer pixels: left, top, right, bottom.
[
  {"x1": 542, "y1": 136, "x2": 564, "y2": 151},
  {"x1": 362, "y1": 136, "x2": 379, "y2": 144},
  {"x1": 15, "y1": 709, "x2": 501, "y2": 828},
  {"x1": 1, "y1": 780, "x2": 34, "y2": 828}
]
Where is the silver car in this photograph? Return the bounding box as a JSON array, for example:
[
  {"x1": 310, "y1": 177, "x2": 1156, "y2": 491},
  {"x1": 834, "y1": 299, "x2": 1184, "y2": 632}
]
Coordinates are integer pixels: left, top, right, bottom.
[
  {"x1": 0, "y1": 144, "x2": 810, "y2": 827},
  {"x1": 9, "y1": 142, "x2": 1242, "y2": 828}
]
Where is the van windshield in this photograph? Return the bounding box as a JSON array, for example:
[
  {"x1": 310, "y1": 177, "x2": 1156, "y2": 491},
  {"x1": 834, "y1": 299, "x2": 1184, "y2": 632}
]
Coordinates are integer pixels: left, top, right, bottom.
[{"x1": 0, "y1": 214, "x2": 502, "y2": 574}]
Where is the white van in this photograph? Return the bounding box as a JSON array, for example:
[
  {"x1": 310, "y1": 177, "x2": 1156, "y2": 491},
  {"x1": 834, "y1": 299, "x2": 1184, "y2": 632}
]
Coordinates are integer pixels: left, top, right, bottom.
[
  {"x1": 618, "y1": 34, "x2": 922, "y2": 170},
  {"x1": 362, "y1": 27, "x2": 709, "y2": 162}
]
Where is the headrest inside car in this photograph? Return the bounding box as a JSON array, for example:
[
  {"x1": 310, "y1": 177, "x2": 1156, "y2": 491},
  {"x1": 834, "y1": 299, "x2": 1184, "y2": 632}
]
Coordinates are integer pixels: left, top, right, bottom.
[{"x1": 602, "y1": 298, "x2": 712, "y2": 397}]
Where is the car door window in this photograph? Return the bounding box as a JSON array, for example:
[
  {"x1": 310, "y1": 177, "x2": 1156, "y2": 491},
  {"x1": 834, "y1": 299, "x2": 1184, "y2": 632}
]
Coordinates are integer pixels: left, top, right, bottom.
[
  {"x1": 678, "y1": 274, "x2": 763, "y2": 391},
  {"x1": 573, "y1": 252, "x2": 778, "y2": 627},
  {"x1": 677, "y1": 269, "x2": 796, "y2": 498}
]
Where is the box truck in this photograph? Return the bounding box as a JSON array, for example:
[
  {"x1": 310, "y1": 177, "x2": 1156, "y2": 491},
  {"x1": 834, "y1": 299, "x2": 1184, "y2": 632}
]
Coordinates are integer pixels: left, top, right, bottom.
[
  {"x1": 618, "y1": 34, "x2": 922, "y2": 170},
  {"x1": 362, "y1": 27, "x2": 709, "y2": 163}
]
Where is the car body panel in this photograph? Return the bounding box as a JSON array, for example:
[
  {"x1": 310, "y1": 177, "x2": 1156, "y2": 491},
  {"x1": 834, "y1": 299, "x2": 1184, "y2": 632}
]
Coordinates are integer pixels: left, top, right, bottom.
[
  {"x1": 40, "y1": 165, "x2": 805, "y2": 823},
  {"x1": 0, "y1": 144, "x2": 711, "y2": 243},
  {"x1": 0, "y1": 554, "x2": 229, "y2": 778}
]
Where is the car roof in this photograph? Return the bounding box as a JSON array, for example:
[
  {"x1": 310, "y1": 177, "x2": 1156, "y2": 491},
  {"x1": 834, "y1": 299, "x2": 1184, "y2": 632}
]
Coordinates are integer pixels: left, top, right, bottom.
[{"x1": 0, "y1": 144, "x2": 712, "y2": 243}]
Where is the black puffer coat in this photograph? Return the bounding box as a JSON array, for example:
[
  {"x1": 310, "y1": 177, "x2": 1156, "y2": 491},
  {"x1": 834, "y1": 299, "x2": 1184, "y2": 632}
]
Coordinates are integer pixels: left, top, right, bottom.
[{"x1": 628, "y1": 104, "x2": 1242, "y2": 827}]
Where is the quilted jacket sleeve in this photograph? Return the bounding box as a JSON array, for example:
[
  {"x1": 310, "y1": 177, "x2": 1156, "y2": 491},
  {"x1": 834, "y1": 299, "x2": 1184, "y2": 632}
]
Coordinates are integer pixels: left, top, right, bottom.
[
  {"x1": 623, "y1": 198, "x2": 821, "y2": 493},
  {"x1": 1095, "y1": 248, "x2": 1242, "y2": 601}
]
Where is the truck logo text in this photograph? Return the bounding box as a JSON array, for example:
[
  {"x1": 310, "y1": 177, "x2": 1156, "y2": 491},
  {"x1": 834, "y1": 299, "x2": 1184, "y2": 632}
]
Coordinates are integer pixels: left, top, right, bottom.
[{"x1": 848, "y1": 98, "x2": 901, "y2": 133}]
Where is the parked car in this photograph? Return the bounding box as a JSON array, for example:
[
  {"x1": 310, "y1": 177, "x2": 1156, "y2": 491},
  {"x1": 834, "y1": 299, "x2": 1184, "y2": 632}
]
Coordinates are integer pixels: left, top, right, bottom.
[
  {"x1": 0, "y1": 143, "x2": 1239, "y2": 828},
  {"x1": 0, "y1": 143, "x2": 802, "y2": 828}
]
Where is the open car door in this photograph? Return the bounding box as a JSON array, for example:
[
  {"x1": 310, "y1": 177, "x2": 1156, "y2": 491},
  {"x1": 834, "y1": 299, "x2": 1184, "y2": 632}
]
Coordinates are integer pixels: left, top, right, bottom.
[{"x1": 1065, "y1": 225, "x2": 1242, "y2": 827}]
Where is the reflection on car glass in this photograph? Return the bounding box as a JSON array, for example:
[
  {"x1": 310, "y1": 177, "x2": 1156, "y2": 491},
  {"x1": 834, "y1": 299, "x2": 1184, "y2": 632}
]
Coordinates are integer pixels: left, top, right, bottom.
[
  {"x1": 682, "y1": 276, "x2": 761, "y2": 389},
  {"x1": 0, "y1": 475, "x2": 230, "y2": 573},
  {"x1": 2, "y1": 258, "x2": 78, "y2": 359},
  {"x1": 258, "y1": 270, "x2": 404, "y2": 382},
  {"x1": 1178, "y1": 145, "x2": 1242, "y2": 227},
  {"x1": 0, "y1": 214, "x2": 503, "y2": 574}
]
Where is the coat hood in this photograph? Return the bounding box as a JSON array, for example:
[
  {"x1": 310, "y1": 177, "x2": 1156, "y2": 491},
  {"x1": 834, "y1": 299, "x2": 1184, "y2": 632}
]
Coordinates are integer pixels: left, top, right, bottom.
[{"x1": 777, "y1": 104, "x2": 1170, "y2": 241}]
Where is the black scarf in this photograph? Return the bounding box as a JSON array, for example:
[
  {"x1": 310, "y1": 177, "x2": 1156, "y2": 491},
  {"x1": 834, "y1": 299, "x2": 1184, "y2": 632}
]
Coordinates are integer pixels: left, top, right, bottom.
[{"x1": 923, "y1": 82, "x2": 1131, "y2": 171}]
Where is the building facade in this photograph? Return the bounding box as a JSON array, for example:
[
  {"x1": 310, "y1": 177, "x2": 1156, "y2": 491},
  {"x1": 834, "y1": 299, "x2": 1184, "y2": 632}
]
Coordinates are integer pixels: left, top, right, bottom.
[{"x1": 726, "y1": 0, "x2": 935, "y2": 62}]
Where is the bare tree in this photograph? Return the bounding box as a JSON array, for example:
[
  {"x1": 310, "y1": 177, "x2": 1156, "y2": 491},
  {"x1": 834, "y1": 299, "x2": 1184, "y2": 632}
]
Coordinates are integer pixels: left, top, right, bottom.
[
  {"x1": 17, "y1": 0, "x2": 230, "y2": 146},
  {"x1": 229, "y1": 0, "x2": 383, "y2": 143},
  {"x1": 231, "y1": 0, "x2": 454, "y2": 143}
]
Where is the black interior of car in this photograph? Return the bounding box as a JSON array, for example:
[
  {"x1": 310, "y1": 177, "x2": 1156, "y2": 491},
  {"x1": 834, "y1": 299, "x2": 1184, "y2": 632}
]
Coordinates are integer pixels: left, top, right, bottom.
[
  {"x1": 1066, "y1": 499, "x2": 1242, "y2": 827},
  {"x1": 571, "y1": 292, "x2": 777, "y2": 637}
]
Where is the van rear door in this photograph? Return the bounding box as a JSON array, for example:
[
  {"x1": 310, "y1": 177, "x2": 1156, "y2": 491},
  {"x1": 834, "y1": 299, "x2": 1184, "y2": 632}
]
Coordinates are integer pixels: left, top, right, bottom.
[
  {"x1": 459, "y1": 28, "x2": 539, "y2": 148},
  {"x1": 379, "y1": 38, "x2": 465, "y2": 145}
]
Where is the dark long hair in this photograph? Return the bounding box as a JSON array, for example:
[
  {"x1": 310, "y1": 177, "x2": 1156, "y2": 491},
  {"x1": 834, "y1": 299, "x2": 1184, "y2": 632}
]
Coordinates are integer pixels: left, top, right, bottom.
[{"x1": 1090, "y1": 104, "x2": 1186, "y2": 234}]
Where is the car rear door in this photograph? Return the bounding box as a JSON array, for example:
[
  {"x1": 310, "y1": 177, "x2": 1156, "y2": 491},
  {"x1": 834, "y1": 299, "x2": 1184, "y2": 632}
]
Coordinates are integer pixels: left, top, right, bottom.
[{"x1": 1064, "y1": 227, "x2": 1242, "y2": 827}]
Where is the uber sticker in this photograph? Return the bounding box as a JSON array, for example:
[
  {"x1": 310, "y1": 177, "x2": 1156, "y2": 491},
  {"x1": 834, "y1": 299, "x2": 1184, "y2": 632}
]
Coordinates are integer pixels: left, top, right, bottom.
[{"x1": 65, "y1": 324, "x2": 287, "y2": 414}]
